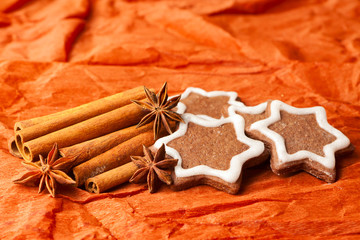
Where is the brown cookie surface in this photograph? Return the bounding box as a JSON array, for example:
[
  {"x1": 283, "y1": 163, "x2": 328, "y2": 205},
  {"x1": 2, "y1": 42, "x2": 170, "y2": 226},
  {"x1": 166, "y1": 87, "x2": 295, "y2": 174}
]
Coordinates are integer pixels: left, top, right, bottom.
[
  {"x1": 268, "y1": 111, "x2": 336, "y2": 156},
  {"x1": 240, "y1": 112, "x2": 267, "y2": 129},
  {"x1": 167, "y1": 123, "x2": 249, "y2": 170},
  {"x1": 181, "y1": 93, "x2": 230, "y2": 119},
  {"x1": 177, "y1": 88, "x2": 238, "y2": 120}
]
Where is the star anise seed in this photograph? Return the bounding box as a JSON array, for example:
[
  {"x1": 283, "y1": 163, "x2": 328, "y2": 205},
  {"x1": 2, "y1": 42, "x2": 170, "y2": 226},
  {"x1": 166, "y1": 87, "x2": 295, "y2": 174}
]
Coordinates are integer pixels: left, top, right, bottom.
[
  {"x1": 13, "y1": 143, "x2": 77, "y2": 197},
  {"x1": 129, "y1": 144, "x2": 178, "y2": 193},
  {"x1": 132, "y1": 82, "x2": 184, "y2": 139}
]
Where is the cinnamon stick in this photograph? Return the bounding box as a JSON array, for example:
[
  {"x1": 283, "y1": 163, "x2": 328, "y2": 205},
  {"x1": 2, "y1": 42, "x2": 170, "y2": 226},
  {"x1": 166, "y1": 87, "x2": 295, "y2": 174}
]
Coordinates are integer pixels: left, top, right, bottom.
[
  {"x1": 60, "y1": 123, "x2": 153, "y2": 167},
  {"x1": 16, "y1": 102, "x2": 147, "y2": 162},
  {"x1": 8, "y1": 136, "x2": 22, "y2": 158},
  {"x1": 14, "y1": 86, "x2": 145, "y2": 131},
  {"x1": 73, "y1": 131, "x2": 154, "y2": 186},
  {"x1": 14, "y1": 87, "x2": 147, "y2": 159},
  {"x1": 86, "y1": 162, "x2": 138, "y2": 194}
]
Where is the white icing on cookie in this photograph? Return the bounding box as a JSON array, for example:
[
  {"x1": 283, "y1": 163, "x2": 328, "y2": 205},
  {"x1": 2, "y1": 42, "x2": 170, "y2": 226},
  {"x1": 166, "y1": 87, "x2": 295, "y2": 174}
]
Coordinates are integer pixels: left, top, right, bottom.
[
  {"x1": 154, "y1": 111, "x2": 265, "y2": 183},
  {"x1": 250, "y1": 100, "x2": 350, "y2": 169},
  {"x1": 228, "y1": 102, "x2": 268, "y2": 116},
  {"x1": 176, "y1": 87, "x2": 238, "y2": 120}
]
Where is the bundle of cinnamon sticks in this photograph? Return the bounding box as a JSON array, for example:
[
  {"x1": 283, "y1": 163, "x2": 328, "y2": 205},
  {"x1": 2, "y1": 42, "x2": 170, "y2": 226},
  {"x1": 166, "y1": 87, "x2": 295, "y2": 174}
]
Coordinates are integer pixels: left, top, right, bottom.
[{"x1": 9, "y1": 86, "x2": 162, "y2": 193}]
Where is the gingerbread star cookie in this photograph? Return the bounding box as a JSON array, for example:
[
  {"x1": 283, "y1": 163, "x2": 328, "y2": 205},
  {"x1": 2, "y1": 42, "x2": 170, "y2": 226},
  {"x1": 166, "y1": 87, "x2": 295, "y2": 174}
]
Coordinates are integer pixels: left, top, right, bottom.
[
  {"x1": 177, "y1": 87, "x2": 238, "y2": 120},
  {"x1": 154, "y1": 112, "x2": 268, "y2": 194},
  {"x1": 250, "y1": 100, "x2": 353, "y2": 182}
]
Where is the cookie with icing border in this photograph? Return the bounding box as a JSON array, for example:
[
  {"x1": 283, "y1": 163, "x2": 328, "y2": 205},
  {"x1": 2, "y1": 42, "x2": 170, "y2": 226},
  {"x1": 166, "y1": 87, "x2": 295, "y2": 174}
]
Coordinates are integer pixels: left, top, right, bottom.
[
  {"x1": 176, "y1": 87, "x2": 239, "y2": 120},
  {"x1": 154, "y1": 112, "x2": 268, "y2": 194},
  {"x1": 228, "y1": 101, "x2": 269, "y2": 139},
  {"x1": 250, "y1": 100, "x2": 353, "y2": 182}
]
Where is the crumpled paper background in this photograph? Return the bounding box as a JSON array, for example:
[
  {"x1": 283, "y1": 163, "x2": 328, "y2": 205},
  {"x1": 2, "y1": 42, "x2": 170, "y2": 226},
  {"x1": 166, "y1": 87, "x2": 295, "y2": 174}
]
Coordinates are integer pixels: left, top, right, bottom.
[{"x1": 0, "y1": 0, "x2": 360, "y2": 239}]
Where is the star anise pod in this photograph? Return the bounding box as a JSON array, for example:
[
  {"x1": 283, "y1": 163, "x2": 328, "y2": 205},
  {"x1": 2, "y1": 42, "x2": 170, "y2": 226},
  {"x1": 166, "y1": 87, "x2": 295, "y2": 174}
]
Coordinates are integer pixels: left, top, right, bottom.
[
  {"x1": 13, "y1": 143, "x2": 77, "y2": 197},
  {"x1": 132, "y1": 82, "x2": 184, "y2": 139},
  {"x1": 130, "y1": 144, "x2": 178, "y2": 193}
]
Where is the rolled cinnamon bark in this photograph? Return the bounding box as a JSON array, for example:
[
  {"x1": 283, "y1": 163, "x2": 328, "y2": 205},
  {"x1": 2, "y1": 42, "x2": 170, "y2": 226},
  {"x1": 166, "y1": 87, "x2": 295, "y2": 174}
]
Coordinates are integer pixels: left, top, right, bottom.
[
  {"x1": 73, "y1": 131, "x2": 154, "y2": 186},
  {"x1": 8, "y1": 136, "x2": 22, "y2": 158},
  {"x1": 86, "y1": 162, "x2": 139, "y2": 194},
  {"x1": 14, "y1": 86, "x2": 145, "y2": 131},
  {"x1": 60, "y1": 123, "x2": 153, "y2": 167},
  {"x1": 17, "y1": 102, "x2": 147, "y2": 161},
  {"x1": 14, "y1": 87, "x2": 147, "y2": 159}
]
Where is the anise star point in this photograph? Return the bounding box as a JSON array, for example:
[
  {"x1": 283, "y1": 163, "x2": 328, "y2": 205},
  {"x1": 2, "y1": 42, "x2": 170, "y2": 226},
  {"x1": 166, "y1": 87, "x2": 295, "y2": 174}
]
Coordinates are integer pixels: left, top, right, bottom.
[
  {"x1": 129, "y1": 144, "x2": 178, "y2": 193},
  {"x1": 132, "y1": 82, "x2": 184, "y2": 139},
  {"x1": 13, "y1": 143, "x2": 77, "y2": 197}
]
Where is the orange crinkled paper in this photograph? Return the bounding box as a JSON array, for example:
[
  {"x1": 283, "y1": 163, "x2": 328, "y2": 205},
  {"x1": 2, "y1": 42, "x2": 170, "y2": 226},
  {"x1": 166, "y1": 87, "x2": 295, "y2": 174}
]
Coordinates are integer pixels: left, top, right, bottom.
[{"x1": 0, "y1": 0, "x2": 360, "y2": 239}]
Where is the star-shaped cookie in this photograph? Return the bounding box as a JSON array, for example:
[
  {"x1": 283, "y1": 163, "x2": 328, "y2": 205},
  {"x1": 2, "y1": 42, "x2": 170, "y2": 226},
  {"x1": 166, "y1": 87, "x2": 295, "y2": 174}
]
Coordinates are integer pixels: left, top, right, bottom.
[
  {"x1": 250, "y1": 100, "x2": 353, "y2": 182},
  {"x1": 154, "y1": 112, "x2": 268, "y2": 194},
  {"x1": 176, "y1": 87, "x2": 238, "y2": 120}
]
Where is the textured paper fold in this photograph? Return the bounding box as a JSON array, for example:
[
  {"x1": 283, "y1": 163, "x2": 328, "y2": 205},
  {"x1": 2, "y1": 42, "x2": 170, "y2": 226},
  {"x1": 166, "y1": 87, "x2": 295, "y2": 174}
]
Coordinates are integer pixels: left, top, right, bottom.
[{"x1": 1, "y1": 0, "x2": 360, "y2": 239}]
